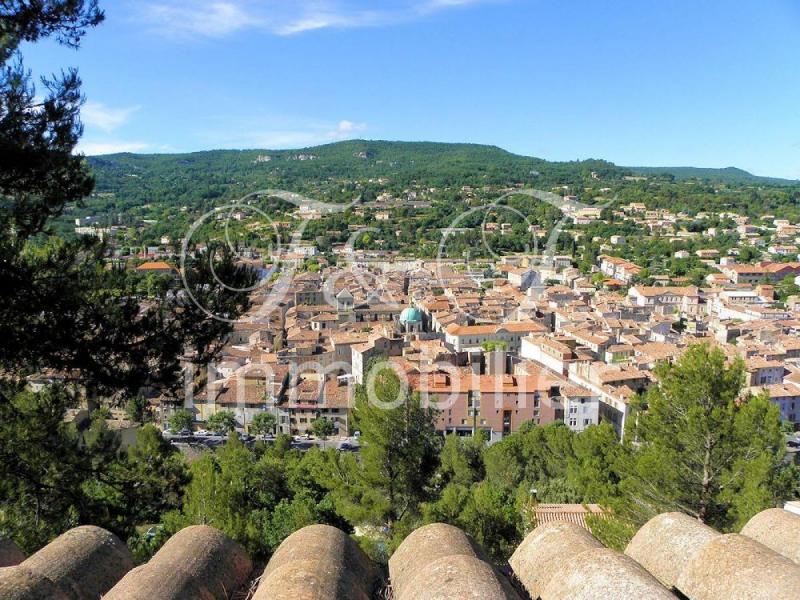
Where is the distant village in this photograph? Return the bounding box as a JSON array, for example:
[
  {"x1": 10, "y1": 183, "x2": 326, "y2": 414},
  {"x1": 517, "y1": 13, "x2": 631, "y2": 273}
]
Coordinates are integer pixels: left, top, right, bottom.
[{"x1": 64, "y1": 193, "x2": 800, "y2": 445}]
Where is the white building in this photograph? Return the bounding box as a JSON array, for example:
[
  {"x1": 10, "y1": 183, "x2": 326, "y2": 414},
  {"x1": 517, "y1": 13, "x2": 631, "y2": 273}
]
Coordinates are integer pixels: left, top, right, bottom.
[{"x1": 444, "y1": 322, "x2": 547, "y2": 354}]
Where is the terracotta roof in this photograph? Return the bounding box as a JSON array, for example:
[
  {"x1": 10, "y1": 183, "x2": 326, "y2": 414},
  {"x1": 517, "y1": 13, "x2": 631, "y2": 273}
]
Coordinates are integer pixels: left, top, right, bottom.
[
  {"x1": 532, "y1": 503, "x2": 606, "y2": 529},
  {"x1": 135, "y1": 261, "x2": 174, "y2": 271},
  {"x1": 5, "y1": 508, "x2": 800, "y2": 599},
  {"x1": 0, "y1": 526, "x2": 133, "y2": 600},
  {"x1": 254, "y1": 524, "x2": 378, "y2": 600},
  {"x1": 445, "y1": 321, "x2": 547, "y2": 336},
  {"x1": 631, "y1": 285, "x2": 700, "y2": 297},
  {"x1": 106, "y1": 525, "x2": 250, "y2": 600}
]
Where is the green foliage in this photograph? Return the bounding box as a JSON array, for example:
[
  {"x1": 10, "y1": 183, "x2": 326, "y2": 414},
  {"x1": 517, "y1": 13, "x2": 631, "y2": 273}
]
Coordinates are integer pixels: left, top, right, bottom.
[
  {"x1": 250, "y1": 411, "x2": 277, "y2": 436},
  {"x1": 124, "y1": 395, "x2": 151, "y2": 423},
  {"x1": 422, "y1": 423, "x2": 622, "y2": 562},
  {"x1": 207, "y1": 410, "x2": 237, "y2": 434},
  {"x1": 86, "y1": 142, "x2": 622, "y2": 214},
  {"x1": 328, "y1": 367, "x2": 441, "y2": 537},
  {"x1": 480, "y1": 340, "x2": 508, "y2": 352},
  {"x1": 162, "y1": 438, "x2": 347, "y2": 559},
  {"x1": 0, "y1": 2, "x2": 257, "y2": 552},
  {"x1": 457, "y1": 482, "x2": 521, "y2": 562},
  {"x1": 585, "y1": 514, "x2": 637, "y2": 552},
  {"x1": 167, "y1": 409, "x2": 193, "y2": 432},
  {"x1": 0, "y1": 387, "x2": 188, "y2": 553},
  {"x1": 630, "y1": 165, "x2": 797, "y2": 186},
  {"x1": 775, "y1": 275, "x2": 800, "y2": 303},
  {"x1": 0, "y1": 387, "x2": 86, "y2": 550},
  {"x1": 436, "y1": 434, "x2": 486, "y2": 488},
  {"x1": 620, "y1": 344, "x2": 798, "y2": 530},
  {"x1": 123, "y1": 425, "x2": 189, "y2": 524},
  {"x1": 483, "y1": 422, "x2": 574, "y2": 492},
  {"x1": 310, "y1": 417, "x2": 335, "y2": 439},
  {"x1": 567, "y1": 422, "x2": 622, "y2": 504}
]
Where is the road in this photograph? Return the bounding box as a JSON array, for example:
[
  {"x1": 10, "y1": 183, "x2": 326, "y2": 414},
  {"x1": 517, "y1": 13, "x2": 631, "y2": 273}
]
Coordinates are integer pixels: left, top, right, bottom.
[{"x1": 165, "y1": 432, "x2": 361, "y2": 453}]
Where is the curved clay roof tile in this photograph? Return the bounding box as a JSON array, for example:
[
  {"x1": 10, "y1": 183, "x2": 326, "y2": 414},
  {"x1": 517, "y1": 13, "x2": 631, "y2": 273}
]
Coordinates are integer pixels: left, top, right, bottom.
[
  {"x1": 510, "y1": 521, "x2": 602, "y2": 599},
  {"x1": 105, "y1": 525, "x2": 252, "y2": 600},
  {"x1": 0, "y1": 565, "x2": 72, "y2": 600},
  {"x1": 677, "y1": 534, "x2": 800, "y2": 600},
  {"x1": 0, "y1": 525, "x2": 134, "y2": 600},
  {"x1": 624, "y1": 511, "x2": 719, "y2": 590},
  {"x1": 397, "y1": 554, "x2": 520, "y2": 600},
  {"x1": 254, "y1": 524, "x2": 379, "y2": 600},
  {"x1": 740, "y1": 508, "x2": 800, "y2": 564},
  {"x1": 540, "y1": 547, "x2": 675, "y2": 600},
  {"x1": 389, "y1": 523, "x2": 486, "y2": 598}
]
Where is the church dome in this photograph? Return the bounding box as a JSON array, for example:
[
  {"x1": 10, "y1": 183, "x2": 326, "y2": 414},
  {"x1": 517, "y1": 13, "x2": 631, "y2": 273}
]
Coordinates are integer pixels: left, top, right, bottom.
[{"x1": 399, "y1": 307, "x2": 422, "y2": 324}]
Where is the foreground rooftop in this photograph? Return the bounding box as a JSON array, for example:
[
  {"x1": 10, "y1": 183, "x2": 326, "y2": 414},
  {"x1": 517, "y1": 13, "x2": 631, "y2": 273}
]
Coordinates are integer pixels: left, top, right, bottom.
[{"x1": 2, "y1": 507, "x2": 800, "y2": 599}]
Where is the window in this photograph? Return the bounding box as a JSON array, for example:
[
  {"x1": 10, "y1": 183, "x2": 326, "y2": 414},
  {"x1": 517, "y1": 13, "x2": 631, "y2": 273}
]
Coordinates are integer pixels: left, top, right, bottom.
[
  {"x1": 584, "y1": 418, "x2": 591, "y2": 426},
  {"x1": 569, "y1": 406, "x2": 578, "y2": 414},
  {"x1": 503, "y1": 410, "x2": 512, "y2": 435},
  {"x1": 569, "y1": 418, "x2": 577, "y2": 427}
]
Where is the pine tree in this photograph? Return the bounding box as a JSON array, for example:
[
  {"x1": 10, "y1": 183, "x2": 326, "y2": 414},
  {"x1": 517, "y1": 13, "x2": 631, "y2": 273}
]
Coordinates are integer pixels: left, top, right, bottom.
[
  {"x1": 0, "y1": 1, "x2": 254, "y2": 550},
  {"x1": 337, "y1": 366, "x2": 440, "y2": 533},
  {"x1": 620, "y1": 343, "x2": 798, "y2": 530}
]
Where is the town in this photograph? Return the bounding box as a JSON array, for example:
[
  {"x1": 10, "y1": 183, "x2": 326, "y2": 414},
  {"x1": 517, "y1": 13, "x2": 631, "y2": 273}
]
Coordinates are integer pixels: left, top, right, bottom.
[
  {"x1": 4, "y1": 2, "x2": 800, "y2": 599},
  {"x1": 104, "y1": 195, "x2": 800, "y2": 446}
]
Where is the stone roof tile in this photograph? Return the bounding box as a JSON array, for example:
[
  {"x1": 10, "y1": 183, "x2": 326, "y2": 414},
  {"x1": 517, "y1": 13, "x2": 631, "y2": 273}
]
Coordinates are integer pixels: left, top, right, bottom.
[
  {"x1": 740, "y1": 507, "x2": 800, "y2": 564},
  {"x1": 624, "y1": 511, "x2": 718, "y2": 590}
]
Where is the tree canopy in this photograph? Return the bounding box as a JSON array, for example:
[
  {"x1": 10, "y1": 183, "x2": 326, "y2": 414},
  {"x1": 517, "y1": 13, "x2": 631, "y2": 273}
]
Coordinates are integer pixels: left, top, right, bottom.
[
  {"x1": 0, "y1": 0, "x2": 253, "y2": 551},
  {"x1": 620, "y1": 344, "x2": 798, "y2": 530}
]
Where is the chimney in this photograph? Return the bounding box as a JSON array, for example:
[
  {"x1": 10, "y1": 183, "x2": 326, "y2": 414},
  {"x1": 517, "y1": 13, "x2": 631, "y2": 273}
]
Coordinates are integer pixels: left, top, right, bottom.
[
  {"x1": 486, "y1": 349, "x2": 507, "y2": 375},
  {"x1": 756, "y1": 284, "x2": 774, "y2": 300},
  {"x1": 470, "y1": 352, "x2": 482, "y2": 375}
]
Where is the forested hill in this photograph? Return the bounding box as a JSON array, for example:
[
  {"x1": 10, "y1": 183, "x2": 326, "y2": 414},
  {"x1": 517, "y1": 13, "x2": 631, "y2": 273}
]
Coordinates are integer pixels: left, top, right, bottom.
[
  {"x1": 86, "y1": 140, "x2": 625, "y2": 207},
  {"x1": 628, "y1": 165, "x2": 798, "y2": 186},
  {"x1": 86, "y1": 140, "x2": 799, "y2": 213}
]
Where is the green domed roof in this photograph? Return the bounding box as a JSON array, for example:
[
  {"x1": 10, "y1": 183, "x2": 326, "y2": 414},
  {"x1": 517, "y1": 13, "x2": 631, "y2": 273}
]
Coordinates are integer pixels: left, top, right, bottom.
[{"x1": 399, "y1": 307, "x2": 422, "y2": 323}]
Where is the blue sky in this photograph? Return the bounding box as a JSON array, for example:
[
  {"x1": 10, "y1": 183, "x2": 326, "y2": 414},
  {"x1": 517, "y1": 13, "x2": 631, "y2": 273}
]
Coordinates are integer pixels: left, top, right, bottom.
[{"x1": 21, "y1": 0, "x2": 800, "y2": 178}]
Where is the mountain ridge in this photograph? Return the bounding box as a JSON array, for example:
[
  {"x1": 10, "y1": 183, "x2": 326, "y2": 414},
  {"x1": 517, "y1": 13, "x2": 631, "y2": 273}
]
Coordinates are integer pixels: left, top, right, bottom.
[
  {"x1": 627, "y1": 165, "x2": 797, "y2": 186},
  {"x1": 86, "y1": 140, "x2": 798, "y2": 189}
]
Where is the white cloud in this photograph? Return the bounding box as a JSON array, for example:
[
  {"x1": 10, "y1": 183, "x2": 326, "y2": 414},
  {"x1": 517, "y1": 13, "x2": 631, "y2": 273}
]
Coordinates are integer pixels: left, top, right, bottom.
[
  {"x1": 143, "y1": 1, "x2": 257, "y2": 38},
  {"x1": 326, "y1": 119, "x2": 366, "y2": 140},
  {"x1": 77, "y1": 141, "x2": 151, "y2": 155},
  {"x1": 276, "y1": 8, "x2": 391, "y2": 35},
  {"x1": 82, "y1": 102, "x2": 140, "y2": 132},
  {"x1": 423, "y1": 0, "x2": 484, "y2": 8},
  {"x1": 137, "y1": 0, "x2": 496, "y2": 38},
  {"x1": 198, "y1": 117, "x2": 367, "y2": 149}
]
